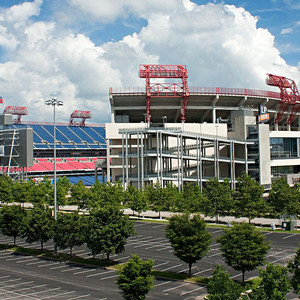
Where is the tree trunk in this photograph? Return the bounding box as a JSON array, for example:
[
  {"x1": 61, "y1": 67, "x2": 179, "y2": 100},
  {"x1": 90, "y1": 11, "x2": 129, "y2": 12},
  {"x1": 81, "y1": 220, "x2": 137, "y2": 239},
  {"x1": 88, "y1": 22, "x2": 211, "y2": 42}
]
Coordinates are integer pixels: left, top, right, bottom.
[
  {"x1": 13, "y1": 235, "x2": 16, "y2": 246},
  {"x1": 216, "y1": 214, "x2": 219, "y2": 223},
  {"x1": 189, "y1": 262, "x2": 192, "y2": 277},
  {"x1": 242, "y1": 270, "x2": 245, "y2": 283},
  {"x1": 107, "y1": 252, "x2": 110, "y2": 261},
  {"x1": 41, "y1": 241, "x2": 44, "y2": 252},
  {"x1": 70, "y1": 246, "x2": 73, "y2": 256},
  {"x1": 159, "y1": 211, "x2": 161, "y2": 219}
]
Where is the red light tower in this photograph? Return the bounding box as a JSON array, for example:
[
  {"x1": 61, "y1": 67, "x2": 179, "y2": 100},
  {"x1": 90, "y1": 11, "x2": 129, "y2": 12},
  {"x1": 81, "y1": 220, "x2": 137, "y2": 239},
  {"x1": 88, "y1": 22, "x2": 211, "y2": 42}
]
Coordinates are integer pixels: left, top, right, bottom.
[
  {"x1": 139, "y1": 64, "x2": 189, "y2": 123},
  {"x1": 3, "y1": 106, "x2": 28, "y2": 123},
  {"x1": 266, "y1": 74, "x2": 300, "y2": 125},
  {"x1": 69, "y1": 110, "x2": 92, "y2": 126}
]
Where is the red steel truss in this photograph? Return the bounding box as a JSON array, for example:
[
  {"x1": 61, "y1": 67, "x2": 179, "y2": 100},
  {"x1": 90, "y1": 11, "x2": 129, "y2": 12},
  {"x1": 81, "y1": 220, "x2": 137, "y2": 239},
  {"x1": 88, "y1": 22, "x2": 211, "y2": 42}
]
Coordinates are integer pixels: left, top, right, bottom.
[
  {"x1": 69, "y1": 110, "x2": 92, "y2": 126},
  {"x1": 3, "y1": 106, "x2": 28, "y2": 124},
  {"x1": 266, "y1": 74, "x2": 300, "y2": 125},
  {"x1": 139, "y1": 64, "x2": 189, "y2": 123}
]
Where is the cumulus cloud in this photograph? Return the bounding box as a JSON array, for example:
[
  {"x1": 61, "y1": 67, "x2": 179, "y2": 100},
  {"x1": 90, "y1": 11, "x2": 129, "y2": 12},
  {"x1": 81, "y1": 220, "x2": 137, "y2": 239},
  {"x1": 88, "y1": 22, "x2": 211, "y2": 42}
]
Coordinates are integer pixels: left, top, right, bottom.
[{"x1": 0, "y1": 0, "x2": 299, "y2": 123}]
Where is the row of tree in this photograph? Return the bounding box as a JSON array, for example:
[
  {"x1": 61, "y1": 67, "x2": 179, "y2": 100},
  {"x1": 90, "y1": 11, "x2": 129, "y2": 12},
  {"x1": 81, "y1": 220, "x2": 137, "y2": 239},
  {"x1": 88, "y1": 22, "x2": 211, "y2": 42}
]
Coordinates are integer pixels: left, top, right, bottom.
[
  {"x1": 0, "y1": 173, "x2": 299, "y2": 221},
  {"x1": 0, "y1": 204, "x2": 134, "y2": 259}
]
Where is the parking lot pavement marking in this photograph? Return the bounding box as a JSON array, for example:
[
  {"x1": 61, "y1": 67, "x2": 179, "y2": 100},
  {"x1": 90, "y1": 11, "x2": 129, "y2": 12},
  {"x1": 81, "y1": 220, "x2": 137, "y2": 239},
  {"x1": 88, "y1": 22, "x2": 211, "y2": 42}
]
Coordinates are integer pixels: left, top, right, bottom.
[
  {"x1": 126, "y1": 236, "x2": 155, "y2": 246},
  {"x1": 26, "y1": 287, "x2": 62, "y2": 296},
  {"x1": 157, "y1": 246, "x2": 172, "y2": 251},
  {"x1": 145, "y1": 243, "x2": 169, "y2": 250},
  {"x1": 15, "y1": 257, "x2": 38, "y2": 264},
  {"x1": 73, "y1": 268, "x2": 97, "y2": 275},
  {"x1": 212, "y1": 230, "x2": 223, "y2": 234},
  {"x1": 152, "y1": 224, "x2": 166, "y2": 228},
  {"x1": 27, "y1": 260, "x2": 46, "y2": 266},
  {"x1": 168, "y1": 249, "x2": 174, "y2": 253},
  {"x1": 194, "y1": 268, "x2": 212, "y2": 276},
  {"x1": 208, "y1": 252, "x2": 222, "y2": 258},
  {"x1": 161, "y1": 263, "x2": 182, "y2": 272},
  {"x1": 41, "y1": 290, "x2": 76, "y2": 299},
  {"x1": 271, "y1": 253, "x2": 295, "y2": 264},
  {"x1": 163, "y1": 282, "x2": 190, "y2": 293},
  {"x1": 283, "y1": 234, "x2": 297, "y2": 240},
  {"x1": 133, "y1": 238, "x2": 166, "y2": 248},
  {"x1": 153, "y1": 261, "x2": 169, "y2": 268},
  {"x1": 38, "y1": 261, "x2": 60, "y2": 268},
  {"x1": 231, "y1": 273, "x2": 242, "y2": 279},
  {"x1": 267, "y1": 249, "x2": 287, "y2": 257},
  {"x1": 0, "y1": 275, "x2": 10, "y2": 279},
  {"x1": 263, "y1": 232, "x2": 273, "y2": 236},
  {"x1": 3, "y1": 280, "x2": 34, "y2": 288},
  {"x1": 100, "y1": 274, "x2": 118, "y2": 280},
  {"x1": 113, "y1": 255, "x2": 130, "y2": 262},
  {"x1": 61, "y1": 267, "x2": 82, "y2": 273},
  {"x1": 49, "y1": 264, "x2": 68, "y2": 270},
  {"x1": 3, "y1": 284, "x2": 48, "y2": 300},
  {"x1": 155, "y1": 281, "x2": 172, "y2": 287},
  {"x1": 6, "y1": 256, "x2": 35, "y2": 262},
  {"x1": 177, "y1": 266, "x2": 197, "y2": 274},
  {"x1": 134, "y1": 223, "x2": 148, "y2": 227},
  {"x1": 68, "y1": 294, "x2": 92, "y2": 300},
  {"x1": 86, "y1": 269, "x2": 115, "y2": 278},
  {"x1": 0, "y1": 253, "x2": 14, "y2": 258},
  {"x1": 0, "y1": 287, "x2": 37, "y2": 300},
  {"x1": 180, "y1": 285, "x2": 205, "y2": 296},
  {"x1": 0, "y1": 278, "x2": 22, "y2": 284}
]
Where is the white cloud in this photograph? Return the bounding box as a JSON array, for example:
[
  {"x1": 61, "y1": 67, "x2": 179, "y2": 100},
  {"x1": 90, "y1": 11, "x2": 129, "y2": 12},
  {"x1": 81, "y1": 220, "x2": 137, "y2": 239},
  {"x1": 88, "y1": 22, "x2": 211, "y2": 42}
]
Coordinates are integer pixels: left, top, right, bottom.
[
  {"x1": 280, "y1": 27, "x2": 293, "y2": 34},
  {"x1": 0, "y1": 0, "x2": 299, "y2": 123}
]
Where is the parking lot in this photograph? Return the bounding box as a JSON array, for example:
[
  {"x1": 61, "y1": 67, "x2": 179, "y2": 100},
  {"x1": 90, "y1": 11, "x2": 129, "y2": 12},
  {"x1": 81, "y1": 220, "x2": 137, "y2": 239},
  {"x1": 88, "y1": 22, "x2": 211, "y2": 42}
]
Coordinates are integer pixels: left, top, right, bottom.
[{"x1": 0, "y1": 222, "x2": 299, "y2": 299}]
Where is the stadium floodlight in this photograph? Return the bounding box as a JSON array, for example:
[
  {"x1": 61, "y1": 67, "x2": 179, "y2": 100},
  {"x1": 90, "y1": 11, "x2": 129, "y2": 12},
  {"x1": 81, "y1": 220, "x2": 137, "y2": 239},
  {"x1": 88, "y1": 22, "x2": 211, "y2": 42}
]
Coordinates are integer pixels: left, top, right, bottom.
[
  {"x1": 45, "y1": 98, "x2": 63, "y2": 254},
  {"x1": 162, "y1": 116, "x2": 167, "y2": 125}
]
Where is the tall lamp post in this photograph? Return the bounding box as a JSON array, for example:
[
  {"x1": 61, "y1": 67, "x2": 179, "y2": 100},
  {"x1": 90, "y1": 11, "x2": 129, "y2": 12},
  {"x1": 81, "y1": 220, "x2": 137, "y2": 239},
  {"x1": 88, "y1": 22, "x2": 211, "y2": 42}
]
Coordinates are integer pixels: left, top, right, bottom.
[{"x1": 45, "y1": 98, "x2": 63, "y2": 253}]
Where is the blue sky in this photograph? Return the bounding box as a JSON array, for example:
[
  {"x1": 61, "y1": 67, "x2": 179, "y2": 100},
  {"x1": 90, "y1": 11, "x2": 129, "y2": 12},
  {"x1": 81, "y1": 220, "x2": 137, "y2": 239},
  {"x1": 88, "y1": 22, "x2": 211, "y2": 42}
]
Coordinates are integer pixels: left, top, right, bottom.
[{"x1": 0, "y1": 0, "x2": 299, "y2": 122}]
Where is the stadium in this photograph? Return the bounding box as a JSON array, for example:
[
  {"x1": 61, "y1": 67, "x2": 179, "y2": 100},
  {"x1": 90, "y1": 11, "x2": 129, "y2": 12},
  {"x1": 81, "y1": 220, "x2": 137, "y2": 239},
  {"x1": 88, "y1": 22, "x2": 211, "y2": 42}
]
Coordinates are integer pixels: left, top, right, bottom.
[{"x1": 1, "y1": 64, "x2": 300, "y2": 189}]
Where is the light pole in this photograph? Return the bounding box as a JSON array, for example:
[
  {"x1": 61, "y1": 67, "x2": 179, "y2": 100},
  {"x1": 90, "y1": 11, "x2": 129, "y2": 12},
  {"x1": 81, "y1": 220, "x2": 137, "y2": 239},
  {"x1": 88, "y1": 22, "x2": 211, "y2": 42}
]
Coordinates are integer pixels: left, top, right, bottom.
[
  {"x1": 45, "y1": 98, "x2": 63, "y2": 253},
  {"x1": 162, "y1": 116, "x2": 167, "y2": 126}
]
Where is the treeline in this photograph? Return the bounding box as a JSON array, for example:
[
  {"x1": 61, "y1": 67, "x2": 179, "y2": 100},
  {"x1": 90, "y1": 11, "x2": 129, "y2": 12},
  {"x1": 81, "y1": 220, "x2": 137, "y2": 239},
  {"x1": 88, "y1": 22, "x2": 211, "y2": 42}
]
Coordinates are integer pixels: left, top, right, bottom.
[
  {"x1": 0, "y1": 203, "x2": 134, "y2": 259},
  {"x1": 0, "y1": 173, "x2": 299, "y2": 221}
]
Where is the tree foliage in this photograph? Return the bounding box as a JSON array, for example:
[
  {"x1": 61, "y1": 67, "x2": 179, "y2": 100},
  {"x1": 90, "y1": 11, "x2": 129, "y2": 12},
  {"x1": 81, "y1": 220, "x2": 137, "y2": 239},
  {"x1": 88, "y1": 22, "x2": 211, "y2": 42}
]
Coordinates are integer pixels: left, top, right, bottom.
[
  {"x1": 217, "y1": 222, "x2": 270, "y2": 283},
  {"x1": 166, "y1": 213, "x2": 211, "y2": 277},
  {"x1": 54, "y1": 212, "x2": 86, "y2": 255},
  {"x1": 0, "y1": 175, "x2": 13, "y2": 203},
  {"x1": 288, "y1": 244, "x2": 300, "y2": 294},
  {"x1": 234, "y1": 173, "x2": 266, "y2": 222},
  {"x1": 56, "y1": 176, "x2": 71, "y2": 207},
  {"x1": 0, "y1": 205, "x2": 27, "y2": 245},
  {"x1": 207, "y1": 264, "x2": 243, "y2": 300},
  {"x1": 20, "y1": 203, "x2": 54, "y2": 251},
  {"x1": 250, "y1": 264, "x2": 291, "y2": 300},
  {"x1": 86, "y1": 207, "x2": 134, "y2": 259},
  {"x1": 125, "y1": 185, "x2": 148, "y2": 216},
  {"x1": 203, "y1": 177, "x2": 233, "y2": 222},
  {"x1": 116, "y1": 254, "x2": 154, "y2": 300}
]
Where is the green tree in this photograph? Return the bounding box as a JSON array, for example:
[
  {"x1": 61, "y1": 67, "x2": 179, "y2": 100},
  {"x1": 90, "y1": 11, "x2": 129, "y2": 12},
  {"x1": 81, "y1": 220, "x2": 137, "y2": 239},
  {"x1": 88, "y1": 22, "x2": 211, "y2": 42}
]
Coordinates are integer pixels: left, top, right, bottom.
[
  {"x1": 166, "y1": 213, "x2": 211, "y2": 277},
  {"x1": 70, "y1": 180, "x2": 91, "y2": 210},
  {"x1": 125, "y1": 185, "x2": 148, "y2": 216},
  {"x1": 180, "y1": 183, "x2": 205, "y2": 213},
  {"x1": 28, "y1": 176, "x2": 53, "y2": 205},
  {"x1": 56, "y1": 176, "x2": 71, "y2": 207},
  {"x1": 54, "y1": 212, "x2": 86, "y2": 256},
  {"x1": 11, "y1": 180, "x2": 29, "y2": 206},
  {"x1": 145, "y1": 182, "x2": 165, "y2": 218},
  {"x1": 86, "y1": 207, "x2": 134, "y2": 259},
  {"x1": 0, "y1": 205, "x2": 27, "y2": 245},
  {"x1": 116, "y1": 254, "x2": 154, "y2": 300},
  {"x1": 250, "y1": 264, "x2": 291, "y2": 300},
  {"x1": 234, "y1": 173, "x2": 266, "y2": 223},
  {"x1": 0, "y1": 175, "x2": 13, "y2": 203},
  {"x1": 269, "y1": 178, "x2": 300, "y2": 216},
  {"x1": 217, "y1": 222, "x2": 270, "y2": 283},
  {"x1": 20, "y1": 203, "x2": 54, "y2": 251},
  {"x1": 207, "y1": 264, "x2": 243, "y2": 300},
  {"x1": 203, "y1": 177, "x2": 233, "y2": 222},
  {"x1": 288, "y1": 244, "x2": 300, "y2": 294}
]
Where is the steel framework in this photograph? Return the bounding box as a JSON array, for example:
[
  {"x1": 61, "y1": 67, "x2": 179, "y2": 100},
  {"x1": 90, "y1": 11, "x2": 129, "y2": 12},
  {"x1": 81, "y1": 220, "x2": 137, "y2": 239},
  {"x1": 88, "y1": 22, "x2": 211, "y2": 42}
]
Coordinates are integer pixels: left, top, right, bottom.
[
  {"x1": 139, "y1": 64, "x2": 189, "y2": 123},
  {"x1": 69, "y1": 110, "x2": 92, "y2": 126},
  {"x1": 3, "y1": 106, "x2": 28, "y2": 124},
  {"x1": 266, "y1": 74, "x2": 300, "y2": 124}
]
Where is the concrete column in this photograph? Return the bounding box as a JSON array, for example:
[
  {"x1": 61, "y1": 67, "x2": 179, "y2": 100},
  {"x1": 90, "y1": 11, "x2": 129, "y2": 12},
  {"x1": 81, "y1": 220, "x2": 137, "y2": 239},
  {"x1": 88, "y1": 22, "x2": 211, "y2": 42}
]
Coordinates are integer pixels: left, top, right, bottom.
[{"x1": 111, "y1": 106, "x2": 115, "y2": 123}]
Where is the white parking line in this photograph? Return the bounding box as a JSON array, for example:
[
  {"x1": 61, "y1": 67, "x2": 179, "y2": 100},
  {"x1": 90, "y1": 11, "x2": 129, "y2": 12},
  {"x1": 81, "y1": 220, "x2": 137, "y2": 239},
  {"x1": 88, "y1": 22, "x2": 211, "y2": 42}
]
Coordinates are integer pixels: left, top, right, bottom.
[
  {"x1": 283, "y1": 234, "x2": 296, "y2": 239},
  {"x1": 134, "y1": 223, "x2": 148, "y2": 227},
  {"x1": 133, "y1": 238, "x2": 166, "y2": 248},
  {"x1": 155, "y1": 280, "x2": 172, "y2": 287},
  {"x1": 231, "y1": 273, "x2": 242, "y2": 279},
  {"x1": 0, "y1": 275, "x2": 10, "y2": 279},
  {"x1": 16, "y1": 258, "x2": 38, "y2": 264},
  {"x1": 157, "y1": 246, "x2": 172, "y2": 251},
  {"x1": 114, "y1": 256, "x2": 130, "y2": 261},
  {"x1": 212, "y1": 230, "x2": 223, "y2": 234},
  {"x1": 194, "y1": 268, "x2": 212, "y2": 275},
  {"x1": 6, "y1": 256, "x2": 34, "y2": 262},
  {"x1": 163, "y1": 282, "x2": 190, "y2": 293},
  {"x1": 3, "y1": 280, "x2": 34, "y2": 288},
  {"x1": 263, "y1": 232, "x2": 273, "y2": 236},
  {"x1": 26, "y1": 287, "x2": 61, "y2": 296},
  {"x1": 86, "y1": 270, "x2": 115, "y2": 278},
  {"x1": 100, "y1": 274, "x2": 118, "y2": 280},
  {"x1": 152, "y1": 224, "x2": 166, "y2": 228},
  {"x1": 3, "y1": 284, "x2": 47, "y2": 299},
  {"x1": 267, "y1": 249, "x2": 287, "y2": 257},
  {"x1": 41, "y1": 290, "x2": 76, "y2": 299},
  {"x1": 61, "y1": 267, "x2": 82, "y2": 273},
  {"x1": 180, "y1": 285, "x2": 205, "y2": 296},
  {"x1": 145, "y1": 243, "x2": 169, "y2": 250},
  {"x1": 154, "y1": 261, "x2": 169, "y2": 268},
  {"x1": 50, "y1": 264, "x2": 68, "y2": 270},
  {"x1": 73, "y1": 268, "x2": 97, "y2": 275},
  {"x1": 38, "y1": 262, "x2": 60, "y2": 268},
  {"x1": 0, "y1": 278, "x2": 22, "y2": 284},
  {"x1": 161, "y1": 263, "x2": 182, "y2": 272},
  {"x1": 271, "y1": 253, "x2": 295, "y2": 264},
  {"x1": 208, "y1": 252, "x2": 222, "y2": 258},
  {"x1": 68, "y1": 294, "x2": 92, "y2": 300},
  {"x1": 27, "y1": 260, "x2": 45, "y2": 266}
]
